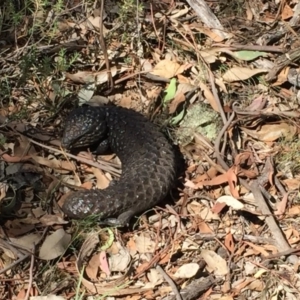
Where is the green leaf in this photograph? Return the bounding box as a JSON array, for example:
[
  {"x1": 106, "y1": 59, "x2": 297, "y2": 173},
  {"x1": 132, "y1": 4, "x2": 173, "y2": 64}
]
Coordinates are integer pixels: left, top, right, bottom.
[
  {"x1": 163, "y1": 78, "x2": 177, "y2": 104},
  {"x1": 170, "y1": 108, "x2": 185, "y2": 125},
  {"x1": 233, "y1": 51, "x2": 267, "y2": 61}
]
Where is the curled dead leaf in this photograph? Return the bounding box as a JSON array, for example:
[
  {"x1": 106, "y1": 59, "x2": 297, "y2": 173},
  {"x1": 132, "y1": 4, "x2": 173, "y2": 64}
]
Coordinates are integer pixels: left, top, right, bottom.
[
  {"x1": 241, "y1": 122, "x2": 296, "y2": 142},
  {"x1": 76, "y1": 231, "x2": 147, "y2": 295}
]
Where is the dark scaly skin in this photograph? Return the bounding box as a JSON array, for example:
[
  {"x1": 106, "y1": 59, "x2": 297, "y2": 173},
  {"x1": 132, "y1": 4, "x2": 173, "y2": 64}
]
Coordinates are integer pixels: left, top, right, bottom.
[{"x1": 61, "y1": 105, "x2": 176, "y2": 226}]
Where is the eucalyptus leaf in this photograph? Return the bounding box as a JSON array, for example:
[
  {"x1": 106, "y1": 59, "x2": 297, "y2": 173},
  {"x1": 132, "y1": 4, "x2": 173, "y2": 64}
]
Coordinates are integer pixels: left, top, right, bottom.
[
  {"x1": 170, "y1": 108, "x2": 185, "y2": 125},
  {"x1": 163, "y1": 78, "x2": 177, "y2": 104},
  {"x1": 233, "y1": 50, "x2": 267, "y2": 61}
]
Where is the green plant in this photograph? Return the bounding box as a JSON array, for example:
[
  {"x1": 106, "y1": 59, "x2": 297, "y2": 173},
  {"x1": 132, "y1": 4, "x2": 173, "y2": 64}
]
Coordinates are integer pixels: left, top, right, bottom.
[
  {"x1": 118, "y1": 0, "x2": 144, "y2": 24},
  {"x1": 56, "y1": 48, "x2": 80, "y2": 73}
]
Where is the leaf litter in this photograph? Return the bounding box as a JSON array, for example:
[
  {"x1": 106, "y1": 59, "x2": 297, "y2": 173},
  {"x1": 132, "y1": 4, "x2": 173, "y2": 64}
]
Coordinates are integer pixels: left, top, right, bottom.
[{"x1": 1, "y1": 0, "x2": 300, "y2": 299}]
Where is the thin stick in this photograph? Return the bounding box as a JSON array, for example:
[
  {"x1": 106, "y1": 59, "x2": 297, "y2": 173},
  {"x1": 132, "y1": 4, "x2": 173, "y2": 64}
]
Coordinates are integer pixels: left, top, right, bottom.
[
  {"x1": 156, "y1": 265, "x2": 182, "y2": 300},
  {"x1": 24, "y1": 247, "x2": 35, "y2": 300}
]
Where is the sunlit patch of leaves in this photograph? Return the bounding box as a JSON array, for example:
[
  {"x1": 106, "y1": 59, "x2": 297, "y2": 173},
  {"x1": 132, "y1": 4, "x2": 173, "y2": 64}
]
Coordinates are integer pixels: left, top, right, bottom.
[{"x1": 276, "y1": 138, "x2": 300, "y2": 175}]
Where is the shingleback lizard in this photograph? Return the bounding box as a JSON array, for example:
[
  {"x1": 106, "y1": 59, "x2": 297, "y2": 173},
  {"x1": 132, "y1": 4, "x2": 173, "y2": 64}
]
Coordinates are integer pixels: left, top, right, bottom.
[{"x1": 61, "y1": 105, "x2": 176, "y2": 226}]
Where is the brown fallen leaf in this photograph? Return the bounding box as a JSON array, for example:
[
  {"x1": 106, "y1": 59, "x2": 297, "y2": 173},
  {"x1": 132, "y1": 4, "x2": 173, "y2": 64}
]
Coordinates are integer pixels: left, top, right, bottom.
[
  {"x1": 195, "y1": 172, "x2": 228, "y2": 187},
  {"x1": 226, "y1": 167, "x2": 239, "y2": 198},
  {"x1": 39, "y1": 229, "x2": 71, "y2": 260},
  {"x1": 150, "y1": 59, "x2": 191, "y2": 79},
  {"x1": 243, "y1": 95, "x2": 266, "y2": 111},
  {"x1": 65, "y1": 71, "x2": 96, "y2": 83},
  {"x1": 271, "y1": 67, "x2": 289, "y2": 86},
  {"x1": 86, "y1": 253, "x2": 101, "y2": 280},
  {"x1": 32, "y1": 155, "x2": 76, "y2": 171},
  {"x1": 283, "y1": 178, "x2": 300, "y2": 190},
  {"x1": 39, "y1": 214, "x2": 68, "y2": 226},
  {"x1": 99, "y1": 251, "x2": 111, "y2": 277},
  {"x1": 174, "y1": 263, "x2": 200, "y2": 279},
  {"x1": 275, "y1": 192, "x2": 288, "y2": 216},
  {"x1": 92, "y1": 167, "x2": 110, "y2": 189},
  {"x1": 223, "y1": 67, "x2": 268, "y2": 82},
  {"x1": 195, "y1": 167, "x2": 239, "y2": 199},
  {"x1": 200, "y1": 250, "x2": 229, "y2": 276},
  {"x1": 243, "y1": 241, "x2": 270, "y2": 257},
  {"x1": 66, "y1": 66, "x2": 128, "y2": 84},
  {"x1": 225, "y1": 233, "x2": 235, "y2": 253},
  {"x1": 199, "y1": 221, "x2": 214, "y2": 234},
  {"x1": 284, "y1": 229, "x2": 300, "y2": 245},
  {"x1": 287, "y1": 205, "x2": 300, "y2": 216},
  {"x1": 241, "y1": 122, "x2": 296, "y2": 142},
  {"x1": 168, "y1": 92, "x2": 185, "y2": 114},
  {"x1": 199, "y1": 82, "x2": 219, "y2": 112},
  {"x1": 5, "y1": 220, "x2": 36, "y2": 237},
  {"x1": 1, "y1": 153, "x2": 31, "y2": 163},
  {"x1": 211, "y1": 201, "x2": 227, "y2": 214},
  {"x1": 134, "y1": 233, "x2": 156, "y2": 254},
  {"x1": 281, "y1": 3, "x2": 294, "y2": 20},
  {"x1": 192, "y1": 25, "x2": 225, "y2": 42}
]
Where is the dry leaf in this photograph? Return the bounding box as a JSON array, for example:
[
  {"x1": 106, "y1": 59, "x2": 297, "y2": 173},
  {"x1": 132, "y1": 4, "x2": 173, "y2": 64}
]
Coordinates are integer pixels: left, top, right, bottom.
[
  {"x1": 199, "y1": 82, "x2": 219, "y2": 112},
  {"x1": 271, "y1": 67, "x2": 289, "y2": 86},
  {"x1": 193, "y1": 26, "x2": 225, "y2": 42},
  {"x1": 281, "y1": 4, "x2": 294, "y2": 20},
  {"x1": 197, "y1": 205, "x2": 220, "y2": 221},
  {"x1": 243, "y1": 241, "x2": 269, "y2": 257},
  {"x1": 211, "y1": 201, "x2": 227, "y2": 214},
  {"x1": 244, "y1": 95, "x2": 266, "y2": 111},
  {"x1": 32, "y1": 155, "x2": 75, "y2": 171},
  {"x1": 200, "y1": 173, "x2": 228, "y2": 186},
  {"x1": 92, "y1": 167, "x2": 110, "y2": 189},
  {"x1": 150, "y1": 60, "x2": 191, "y2": 79},
  {"x1": 30, "y1": 296, "x2": 66, "y2": 300},
  {"x1": 225, "y1": 233, "x2": 235, "y2": 253},
  {"x1": 241, "y1": 122, "x2": 296, "y2": 142},
  {"x1": 96, "y1": 66, "x2": 128, "y2": 84},
  {"x1": 108, "y1": 242, "x2": 131, "y2": 272},
  {"x1": 66, "y1": 66, "x2": 128, "y2": 84},
  {"x1": 145, "y1": 268, "x2": 164, "y2": 288},
  {"x1": 1, "y1": 153, "x2": 31, "y2": 163},
  {"x1": 10, "y1": 233, "x2": 41, "y2": 251},
  {"x1": 200, "y1": 250, "x2": 229, "y2": 276},
  {"x1": 39, "y1": 214, "x2": 69, "y2": 226},
  {"x1": 216, "y1": 195, "x2": 244, "y2": 210},
  {"x1": 134, "y1": 233, "x2": 156, "y2": 254},
  {"x1": 283, "y1": 179, "x2": 300, "y2": 191},
  {"x1": 226, "y1": 167, "x2": 239, "y2": 198},
  {"x1": 39, "y1": 229, "x2": 71, "y2": 260},
  {"x1": 86, "y1": 254, "x2": 101, "y2": 280},
  {"x1": 65, "y1": 71, "x2": 95, "y2": 83},
  {"x1": 168, "y1": 92, "x2": 185, "y2": 114},
  {"x1": 99, "y1": 251, "x2": 111, "y2": 276},
  {"x1": 5, "y1": 219, "x2": 35, "y2": 236},
  {"x1": 174, "y1": 263, "x2": 199, "y2": 278},
  {"x1": 223, "y1": 67, "x2": 268, "y2": 82}
]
